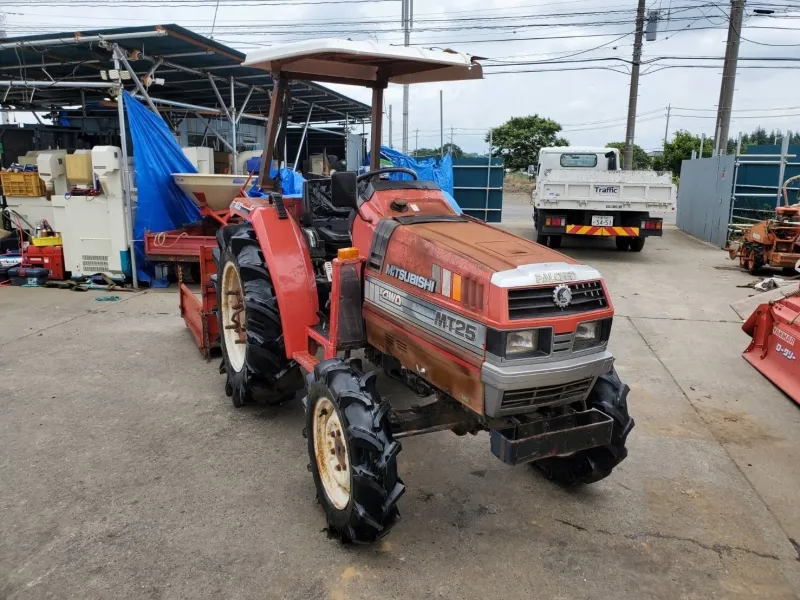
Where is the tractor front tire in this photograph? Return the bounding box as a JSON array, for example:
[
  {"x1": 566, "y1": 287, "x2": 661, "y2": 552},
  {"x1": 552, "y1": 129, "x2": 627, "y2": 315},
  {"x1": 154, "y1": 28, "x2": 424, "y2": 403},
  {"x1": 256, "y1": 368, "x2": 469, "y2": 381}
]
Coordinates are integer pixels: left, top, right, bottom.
[
  {"x1": 214, "y1": 223, "x2": 302, "y2": 408},
  {"x1": 306, "y1": 359, "x2": 405, "y2": 544},
  {"x1": 533, "y1": 368, "x2": 634, "y2": 486}
]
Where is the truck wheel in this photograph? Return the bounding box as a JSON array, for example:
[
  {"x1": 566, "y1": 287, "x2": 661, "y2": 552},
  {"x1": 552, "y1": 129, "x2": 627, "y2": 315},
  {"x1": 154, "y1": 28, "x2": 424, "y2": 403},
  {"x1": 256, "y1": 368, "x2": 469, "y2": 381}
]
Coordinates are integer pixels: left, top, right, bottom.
[
  {"x1": 548, "y1": 235, "x2": 562, "y2": 249},
  {"x1": 536, "y1": 232, "x2": 549, "y2": 246},
  {"x1": 215, "y1": 223, "x2": 302, "y2": 408},
  {"x1": 306, "y1": 359, "x2": 405, "y2": 543},
  {"x1": 628, "y1": 237, "x2": 646, "y2": 252},
  {"x1": 615, "y1": 237, "x2": 631, "y2": 251},
  {"x1": 533, "y1": 369, "x2": 634, "y2": 486}
]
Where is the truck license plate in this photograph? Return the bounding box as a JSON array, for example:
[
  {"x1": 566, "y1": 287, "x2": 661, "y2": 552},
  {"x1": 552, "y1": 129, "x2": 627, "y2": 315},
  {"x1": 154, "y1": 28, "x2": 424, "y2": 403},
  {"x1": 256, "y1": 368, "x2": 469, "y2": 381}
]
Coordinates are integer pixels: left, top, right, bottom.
[{"x1": 592, "y1": 216, "x2": 613, "y2": 226}]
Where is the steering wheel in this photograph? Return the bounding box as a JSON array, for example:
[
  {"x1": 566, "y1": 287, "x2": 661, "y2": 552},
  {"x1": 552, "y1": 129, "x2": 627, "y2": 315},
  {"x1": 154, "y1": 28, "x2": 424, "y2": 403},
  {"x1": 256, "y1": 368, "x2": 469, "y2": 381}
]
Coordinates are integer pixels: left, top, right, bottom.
[{"x1": 357, "y1": 167, "x2": 418, "y2": 183}]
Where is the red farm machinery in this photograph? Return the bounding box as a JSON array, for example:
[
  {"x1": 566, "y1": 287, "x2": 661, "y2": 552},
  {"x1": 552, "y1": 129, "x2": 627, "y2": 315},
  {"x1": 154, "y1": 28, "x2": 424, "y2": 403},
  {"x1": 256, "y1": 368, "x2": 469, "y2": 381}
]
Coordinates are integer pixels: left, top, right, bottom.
[
  {"x1": 728, "y1": 174, "x2": 800, "y2": 274},
  {"x1": 156, "y1": 40, "x2": 635, "y2": 543},
  {"x1": 733, "y1": 175, "x2": 800, "y2": 405}
]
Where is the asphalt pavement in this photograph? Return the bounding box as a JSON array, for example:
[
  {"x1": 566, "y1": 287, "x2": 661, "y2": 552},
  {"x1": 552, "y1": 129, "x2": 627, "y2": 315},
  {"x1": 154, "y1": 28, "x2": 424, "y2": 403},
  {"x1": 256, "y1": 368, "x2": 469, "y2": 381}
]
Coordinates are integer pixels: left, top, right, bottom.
[{"x1": 1, "y1": 208, "x2": 799, "y2": 599}]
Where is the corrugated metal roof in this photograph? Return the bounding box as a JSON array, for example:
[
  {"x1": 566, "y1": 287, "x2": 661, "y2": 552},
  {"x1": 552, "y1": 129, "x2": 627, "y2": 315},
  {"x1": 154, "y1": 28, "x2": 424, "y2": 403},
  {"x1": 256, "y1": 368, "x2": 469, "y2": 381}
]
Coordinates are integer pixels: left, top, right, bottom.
[{"x1": 0, "y1": 24, "x2": 371, "y2": 124}]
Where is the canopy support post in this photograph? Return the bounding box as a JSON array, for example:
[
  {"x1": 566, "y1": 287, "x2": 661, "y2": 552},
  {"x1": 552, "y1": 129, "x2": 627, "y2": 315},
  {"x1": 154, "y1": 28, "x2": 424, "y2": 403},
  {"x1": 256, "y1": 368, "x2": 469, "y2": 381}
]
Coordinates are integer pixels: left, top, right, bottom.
[
  {"x1": 259, "y1": 76, "x2": 287, "y2": 187},
  {"x1": 112, "y1": 64, "x2": 138, "y2": 289},
  {"x1": 370, "y1": 85, "x2": 385, "y2": 170}
]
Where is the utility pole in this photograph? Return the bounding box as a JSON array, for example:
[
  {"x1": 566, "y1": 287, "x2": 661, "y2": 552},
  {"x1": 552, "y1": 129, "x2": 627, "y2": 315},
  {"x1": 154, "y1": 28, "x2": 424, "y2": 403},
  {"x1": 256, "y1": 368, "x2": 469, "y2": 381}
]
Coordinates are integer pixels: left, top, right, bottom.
[
  {"x1": 623, "y1": 0, "x2": 647, "y2": 171},
  {"x1": 715, "y1": 0, "x2": 745, "y2": 154},
  {"x1": 450, "y1": 126, "x2": 454, "y2": 147},
  {"x1": 388, "y1": 105, "x2": 393, "y2": 149},
  {"x1": 439, "y1": 90, "x2": 444, "y2": 156},
  {"x1": 401, "y1": 0, "x2": 413, "y2": 153},
  {"x1": 1, "y1": 14, "x2": 9, "y2": 125},
  {"x1": 663, "y1": 104, "x2": 671, "y2": 150},
  {"x1": 414, "y1": 128, "x2": 419, "y2": 154}
]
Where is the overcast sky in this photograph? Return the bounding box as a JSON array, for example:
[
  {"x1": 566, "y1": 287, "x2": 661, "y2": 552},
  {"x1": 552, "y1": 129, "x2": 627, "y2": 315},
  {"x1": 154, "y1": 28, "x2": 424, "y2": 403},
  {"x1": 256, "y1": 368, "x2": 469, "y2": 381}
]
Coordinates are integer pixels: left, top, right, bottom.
[{"x1": 3, "y1": 0, "x2": 799, "y2": 153}]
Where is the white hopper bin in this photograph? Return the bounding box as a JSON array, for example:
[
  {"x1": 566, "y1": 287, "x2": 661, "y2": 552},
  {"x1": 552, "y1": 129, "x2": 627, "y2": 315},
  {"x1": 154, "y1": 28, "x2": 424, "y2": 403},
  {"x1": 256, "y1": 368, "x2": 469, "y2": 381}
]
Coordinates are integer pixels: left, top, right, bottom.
[{"x1": 172, "y1": 173, "x2": 249, "y2": 211}]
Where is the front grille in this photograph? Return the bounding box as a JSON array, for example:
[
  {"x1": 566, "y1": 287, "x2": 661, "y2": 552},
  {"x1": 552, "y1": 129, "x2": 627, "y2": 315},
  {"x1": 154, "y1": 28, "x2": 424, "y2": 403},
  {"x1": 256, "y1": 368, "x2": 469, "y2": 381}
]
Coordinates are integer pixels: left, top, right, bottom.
[
  {"x1": 500, "y1": 376, "x2": 594, "y2": 410},
  {"x1": 508, "y1": 281, "x2": 607, "y2": 320},
  {"x1": 552, "y1": 332, "x2": 573, "y2": 355}
]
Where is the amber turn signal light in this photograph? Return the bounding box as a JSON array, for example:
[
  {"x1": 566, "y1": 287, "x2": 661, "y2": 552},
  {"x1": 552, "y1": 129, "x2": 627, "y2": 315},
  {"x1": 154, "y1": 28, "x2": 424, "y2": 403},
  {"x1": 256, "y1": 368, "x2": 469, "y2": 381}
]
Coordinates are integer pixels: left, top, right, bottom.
[{"x1": 337, "y1": 247, "x2": 360, "y2": 260}]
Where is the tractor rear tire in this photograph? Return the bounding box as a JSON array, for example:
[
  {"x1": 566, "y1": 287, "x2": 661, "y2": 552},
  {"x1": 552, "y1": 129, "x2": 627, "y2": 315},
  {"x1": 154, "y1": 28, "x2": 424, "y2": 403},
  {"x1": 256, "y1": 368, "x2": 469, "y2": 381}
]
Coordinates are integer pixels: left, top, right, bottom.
[
  {"x1": 747, "y1": 250, "x2": 764, "y2": 275},
  {"x1": 214, "y1": 223, "x2": 302, "y2": 408},
  {"x1": 615, "y1": 237, "x2": 631, "y2": 251},
  {"x1": 532, "y1": 368, "x2": 634, "y2": 486},
  {"x1": 628, "y1": 237, "x2": 646, "y2": 252},
  {"x1": 306, "y1": 359, "x2": 405, "y2": 544}
]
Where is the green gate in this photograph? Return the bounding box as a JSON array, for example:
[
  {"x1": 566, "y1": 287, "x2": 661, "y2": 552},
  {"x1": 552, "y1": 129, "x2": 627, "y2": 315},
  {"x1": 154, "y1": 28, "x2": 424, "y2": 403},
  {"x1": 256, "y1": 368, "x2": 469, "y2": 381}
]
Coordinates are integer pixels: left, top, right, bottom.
[{"x1": 452, "y1": 157, "x2": 504, "y2": 222}]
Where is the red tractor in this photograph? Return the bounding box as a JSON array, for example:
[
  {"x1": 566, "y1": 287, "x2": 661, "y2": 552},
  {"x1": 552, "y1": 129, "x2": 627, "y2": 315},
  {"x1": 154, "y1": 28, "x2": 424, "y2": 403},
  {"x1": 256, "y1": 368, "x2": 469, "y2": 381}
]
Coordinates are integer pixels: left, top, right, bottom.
[{"x1": 208, "y1": 41, "x2": 633, "y2": 543}]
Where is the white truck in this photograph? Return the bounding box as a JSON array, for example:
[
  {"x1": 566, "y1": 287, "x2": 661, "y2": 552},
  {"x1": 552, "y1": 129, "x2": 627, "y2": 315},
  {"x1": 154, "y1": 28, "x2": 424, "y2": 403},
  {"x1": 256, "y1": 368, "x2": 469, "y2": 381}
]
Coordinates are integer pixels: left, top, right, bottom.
[{"x1": 532, "y1": 146, "x2": 676, "y2": 251}]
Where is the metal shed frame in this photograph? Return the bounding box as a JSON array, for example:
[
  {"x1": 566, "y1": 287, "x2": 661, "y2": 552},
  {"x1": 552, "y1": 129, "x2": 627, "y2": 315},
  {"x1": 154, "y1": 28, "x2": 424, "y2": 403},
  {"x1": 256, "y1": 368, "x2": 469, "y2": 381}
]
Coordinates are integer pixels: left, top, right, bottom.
[{"x1": 0, "y1": 25, "x2": 372, "y2": 289}]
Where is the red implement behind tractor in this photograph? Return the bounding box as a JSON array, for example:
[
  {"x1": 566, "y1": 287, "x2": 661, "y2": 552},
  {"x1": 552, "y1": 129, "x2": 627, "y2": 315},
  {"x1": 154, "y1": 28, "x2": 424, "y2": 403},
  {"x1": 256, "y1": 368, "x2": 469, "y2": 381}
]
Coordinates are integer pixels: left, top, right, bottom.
[
  {"x1": 742, "y1": 281, "x2": 800, "y2": 406},
  {"x1": 728, "y1": 174, "x2": 800, "y2": 274},
  {"x1": 180, "y1": 41, "x2": 635, "y2": 543}
]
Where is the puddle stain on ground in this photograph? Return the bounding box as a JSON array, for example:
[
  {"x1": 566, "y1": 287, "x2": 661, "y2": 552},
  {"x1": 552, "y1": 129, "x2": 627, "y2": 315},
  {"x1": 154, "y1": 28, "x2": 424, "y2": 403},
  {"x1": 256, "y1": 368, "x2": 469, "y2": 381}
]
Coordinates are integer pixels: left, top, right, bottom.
[{"x1": 696, "y1": 406, "x2": 782, "y2": 447}]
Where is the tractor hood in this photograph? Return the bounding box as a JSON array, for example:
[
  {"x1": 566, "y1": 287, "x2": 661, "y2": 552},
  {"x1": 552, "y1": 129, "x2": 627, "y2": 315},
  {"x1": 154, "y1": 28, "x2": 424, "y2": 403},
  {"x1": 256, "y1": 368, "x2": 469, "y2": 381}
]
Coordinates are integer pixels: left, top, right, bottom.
[
  {"x1": 406, "y1": 220, "x2": 577, "y2": 273},
  {"x1": 363, "y1": 215, "x2": 611, "y2": 336}
]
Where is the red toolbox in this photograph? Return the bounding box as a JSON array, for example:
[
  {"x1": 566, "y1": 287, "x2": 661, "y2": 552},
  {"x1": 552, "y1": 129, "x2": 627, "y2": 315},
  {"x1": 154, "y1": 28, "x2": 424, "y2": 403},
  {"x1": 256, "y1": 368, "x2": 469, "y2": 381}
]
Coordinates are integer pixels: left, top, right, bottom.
[{"x1": 25, "y1": 245, "x2": 67, "y2": 280}]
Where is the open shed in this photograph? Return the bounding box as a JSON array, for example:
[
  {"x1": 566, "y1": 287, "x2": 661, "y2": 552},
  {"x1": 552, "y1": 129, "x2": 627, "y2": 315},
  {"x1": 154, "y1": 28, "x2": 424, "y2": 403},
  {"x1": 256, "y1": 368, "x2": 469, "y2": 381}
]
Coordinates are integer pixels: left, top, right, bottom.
[{"x1": 0, "y1": 24, "x2": 371, "y2": 169}]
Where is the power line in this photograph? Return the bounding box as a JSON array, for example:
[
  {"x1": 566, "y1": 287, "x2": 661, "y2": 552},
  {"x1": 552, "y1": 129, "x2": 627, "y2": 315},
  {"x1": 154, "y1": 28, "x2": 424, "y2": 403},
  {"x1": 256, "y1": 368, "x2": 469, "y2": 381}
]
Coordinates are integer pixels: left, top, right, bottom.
[
  {"x1": 672, "y1": 105, "x2": 800, "y2": 112},
  {"x1": 672, "y1": 111, "x2": 800, "y2": 119}
]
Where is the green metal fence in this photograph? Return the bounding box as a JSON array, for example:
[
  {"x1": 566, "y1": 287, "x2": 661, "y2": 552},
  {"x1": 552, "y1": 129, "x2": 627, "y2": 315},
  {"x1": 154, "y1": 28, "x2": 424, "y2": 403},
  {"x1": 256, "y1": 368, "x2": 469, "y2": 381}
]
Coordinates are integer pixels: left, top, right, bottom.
[{"x1": 452, "y1": 157, "x2": 504, "y2": 222}]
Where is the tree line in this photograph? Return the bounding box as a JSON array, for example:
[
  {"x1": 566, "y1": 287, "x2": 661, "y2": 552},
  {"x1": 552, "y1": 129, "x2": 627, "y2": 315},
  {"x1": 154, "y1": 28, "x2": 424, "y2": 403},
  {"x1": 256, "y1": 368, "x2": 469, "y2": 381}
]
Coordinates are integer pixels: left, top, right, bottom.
[{"x1": 413, "y1": 115, "x2": 798, "y2": 177}]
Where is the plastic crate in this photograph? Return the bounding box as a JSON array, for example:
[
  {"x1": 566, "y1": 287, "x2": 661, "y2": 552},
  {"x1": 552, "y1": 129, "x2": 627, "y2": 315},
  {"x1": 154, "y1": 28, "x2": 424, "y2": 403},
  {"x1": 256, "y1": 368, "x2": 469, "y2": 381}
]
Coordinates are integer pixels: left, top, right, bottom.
[
  {"x1": 0, "y1": 171, "x2": 46, "y2": 197},
  {"x1": 31, "y1": 234, "x2": 63, "y2": 247}
]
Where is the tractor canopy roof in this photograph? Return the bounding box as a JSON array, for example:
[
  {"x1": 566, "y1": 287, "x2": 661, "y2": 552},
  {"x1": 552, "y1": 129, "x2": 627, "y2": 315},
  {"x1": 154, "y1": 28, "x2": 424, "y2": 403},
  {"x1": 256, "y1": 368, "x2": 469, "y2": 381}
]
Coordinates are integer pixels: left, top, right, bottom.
[{"x1": 242, "y1": 39, "x2": 483, "y2": 86}]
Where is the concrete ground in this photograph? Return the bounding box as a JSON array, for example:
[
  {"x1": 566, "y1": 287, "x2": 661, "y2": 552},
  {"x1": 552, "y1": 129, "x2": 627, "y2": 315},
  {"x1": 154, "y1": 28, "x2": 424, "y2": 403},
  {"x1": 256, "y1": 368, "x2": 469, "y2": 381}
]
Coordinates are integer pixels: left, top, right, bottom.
[{"x1": 2, "y1": 202, "x2": 800, "y2": 599}]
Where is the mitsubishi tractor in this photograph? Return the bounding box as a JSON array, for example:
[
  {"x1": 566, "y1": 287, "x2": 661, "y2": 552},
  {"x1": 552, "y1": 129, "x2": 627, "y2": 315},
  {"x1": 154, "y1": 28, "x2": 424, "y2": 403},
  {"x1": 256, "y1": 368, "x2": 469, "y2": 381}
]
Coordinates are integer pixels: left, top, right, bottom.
[{"x1": 211, "y1": 40, "x2": 634, "y2": 543}]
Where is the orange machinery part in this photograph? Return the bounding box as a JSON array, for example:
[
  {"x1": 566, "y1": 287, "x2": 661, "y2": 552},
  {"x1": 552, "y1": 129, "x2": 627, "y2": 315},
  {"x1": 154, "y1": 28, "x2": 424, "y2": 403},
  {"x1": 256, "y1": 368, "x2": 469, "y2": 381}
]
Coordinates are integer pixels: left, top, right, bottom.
[
  {"x1": 178, "y1": 244, "x2": 220, "y2": 357},
  {"x1": 741, "y1": 293, "x2": 800, "y2": 406}
]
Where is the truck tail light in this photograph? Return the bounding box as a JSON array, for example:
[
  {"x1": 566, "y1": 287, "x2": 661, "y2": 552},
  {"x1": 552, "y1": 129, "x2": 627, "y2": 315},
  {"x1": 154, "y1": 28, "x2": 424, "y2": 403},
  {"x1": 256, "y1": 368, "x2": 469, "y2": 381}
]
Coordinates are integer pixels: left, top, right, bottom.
[
  {"x1": 640, "y1": 219, "x2": 662, "y2": 230},
  {"x1": 545, "y1": 217, "x2": 566, "y2": 227}
]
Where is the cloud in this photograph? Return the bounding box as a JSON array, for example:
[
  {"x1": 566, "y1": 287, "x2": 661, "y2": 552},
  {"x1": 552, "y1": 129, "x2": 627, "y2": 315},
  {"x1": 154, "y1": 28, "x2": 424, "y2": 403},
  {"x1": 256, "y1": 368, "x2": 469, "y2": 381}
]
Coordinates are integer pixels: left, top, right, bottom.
[{"x1": 5, "y1": 0, "x2": 799, "y2": 153}]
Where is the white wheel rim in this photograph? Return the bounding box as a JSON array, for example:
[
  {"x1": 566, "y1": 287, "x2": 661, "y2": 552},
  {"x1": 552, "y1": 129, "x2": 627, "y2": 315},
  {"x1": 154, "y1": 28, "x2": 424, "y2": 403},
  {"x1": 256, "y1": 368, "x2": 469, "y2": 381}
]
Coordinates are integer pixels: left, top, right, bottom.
[
  {"x1": 313, "y1": 396, "x2": 351, "y2": 510},
  {"x1": 221, "y1": 261, "x2": 246, "y2": 372}
]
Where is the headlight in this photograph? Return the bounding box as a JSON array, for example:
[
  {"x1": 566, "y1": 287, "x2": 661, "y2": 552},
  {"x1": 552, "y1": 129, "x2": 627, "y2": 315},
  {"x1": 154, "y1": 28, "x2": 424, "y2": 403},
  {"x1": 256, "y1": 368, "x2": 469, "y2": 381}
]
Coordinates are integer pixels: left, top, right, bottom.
[
  {"x1": 506, "y1": 330, "x2": 538, "y2": 356},
  {"x1": 574, "y1": 319, "x2": 612, "y2": 350},
  {"x1": 575, "y1": 321, "x2": 601, "y2": 344}
]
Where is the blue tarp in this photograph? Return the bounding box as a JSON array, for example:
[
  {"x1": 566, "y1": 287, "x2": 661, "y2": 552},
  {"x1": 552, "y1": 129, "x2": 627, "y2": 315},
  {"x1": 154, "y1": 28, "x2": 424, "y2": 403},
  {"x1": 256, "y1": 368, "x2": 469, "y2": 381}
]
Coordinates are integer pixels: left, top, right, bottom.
[
  {"x1": 242, "y1": 155, "x2": 306, "y2": 197},
  {"x1": 123, "y1": 91, "x2": 200, "y2": 284},
  {"x1": 368, "y1": 146, "x2": 455, "y2": 197}
]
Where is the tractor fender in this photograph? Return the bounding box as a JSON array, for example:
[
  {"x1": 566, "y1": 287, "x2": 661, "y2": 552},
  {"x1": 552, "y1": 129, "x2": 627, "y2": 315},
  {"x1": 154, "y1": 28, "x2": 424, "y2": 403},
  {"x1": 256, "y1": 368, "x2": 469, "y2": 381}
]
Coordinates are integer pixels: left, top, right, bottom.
[{"x1": 247, "y1": 204, "x2": 319, "y2": 358}]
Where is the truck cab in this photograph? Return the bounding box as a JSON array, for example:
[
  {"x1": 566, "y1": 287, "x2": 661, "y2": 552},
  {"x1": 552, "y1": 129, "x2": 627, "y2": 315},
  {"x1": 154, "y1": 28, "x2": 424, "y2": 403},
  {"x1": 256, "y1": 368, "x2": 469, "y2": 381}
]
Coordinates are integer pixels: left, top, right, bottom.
[
  {"x1": 533, "y1": 146, "x2": 675, "y2": 252},
  {"x1": 537, "y1": 147, "x2": 619, "y2": 177}
]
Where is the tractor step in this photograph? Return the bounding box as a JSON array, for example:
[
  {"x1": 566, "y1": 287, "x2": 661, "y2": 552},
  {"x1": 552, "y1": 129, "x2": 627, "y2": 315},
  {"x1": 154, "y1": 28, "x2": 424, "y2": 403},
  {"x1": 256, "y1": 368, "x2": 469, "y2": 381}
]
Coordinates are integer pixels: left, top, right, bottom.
[
  {"x1": 489, "y1": 408, "x2": 613, "y2": 466},
  {"x1": 293, "y1": 350, "x2": 319, "y2": 373}
]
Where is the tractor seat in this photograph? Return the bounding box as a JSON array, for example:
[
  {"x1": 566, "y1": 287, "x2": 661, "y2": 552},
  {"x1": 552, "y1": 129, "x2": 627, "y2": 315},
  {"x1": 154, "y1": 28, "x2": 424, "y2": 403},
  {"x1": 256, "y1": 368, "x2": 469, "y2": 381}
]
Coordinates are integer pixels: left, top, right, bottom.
[
  {"x1": 314, "y1": 217, "x2": 352, "y2": 247},
  {"x1": 304, "y1": 173, "x2": 359, "y2": 251},
  {"x1": 303, "y1": 172, "x2": 356, "y2": 255}
]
